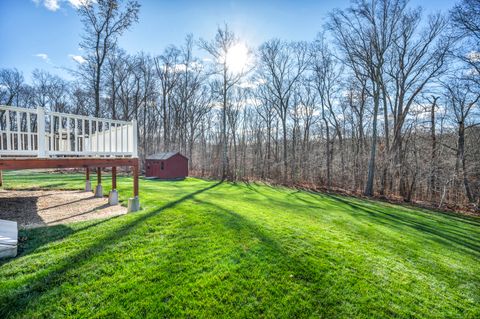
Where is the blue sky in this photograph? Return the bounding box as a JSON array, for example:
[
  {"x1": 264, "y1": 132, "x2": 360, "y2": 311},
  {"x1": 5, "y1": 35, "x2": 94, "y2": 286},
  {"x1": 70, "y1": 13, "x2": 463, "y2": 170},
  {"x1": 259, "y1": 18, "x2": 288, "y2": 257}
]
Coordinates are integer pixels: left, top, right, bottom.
[{"x1": 0, "y1": 0, "x2": 457, "y2": 83}]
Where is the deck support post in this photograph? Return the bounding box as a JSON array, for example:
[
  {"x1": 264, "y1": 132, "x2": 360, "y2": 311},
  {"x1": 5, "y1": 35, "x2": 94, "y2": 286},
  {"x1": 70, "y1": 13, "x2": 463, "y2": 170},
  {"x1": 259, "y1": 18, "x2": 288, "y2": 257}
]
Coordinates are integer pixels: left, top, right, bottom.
[
  {"x1": 127, "y1": 161, "x2": 140, "y2": 212},
  {"x1": 109, "y1": 166, "x2": 119, "y2": 205},
  {"x1": 94, "y1": 167, "x2": 103, "y2": 198},
  {"x1": 0, "y1": 170, "x2": 3, "y2": 188},
  {"x1": 85, "y1": 167, "x2": 92, "y2": 192}
]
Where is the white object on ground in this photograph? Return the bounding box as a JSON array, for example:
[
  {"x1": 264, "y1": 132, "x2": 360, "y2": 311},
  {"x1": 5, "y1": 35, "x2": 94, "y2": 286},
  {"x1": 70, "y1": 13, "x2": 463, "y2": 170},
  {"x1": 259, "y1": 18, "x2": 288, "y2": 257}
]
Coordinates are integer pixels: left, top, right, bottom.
[{"x1": 0, "y1": 219, "x2": 18, "y2": 258}]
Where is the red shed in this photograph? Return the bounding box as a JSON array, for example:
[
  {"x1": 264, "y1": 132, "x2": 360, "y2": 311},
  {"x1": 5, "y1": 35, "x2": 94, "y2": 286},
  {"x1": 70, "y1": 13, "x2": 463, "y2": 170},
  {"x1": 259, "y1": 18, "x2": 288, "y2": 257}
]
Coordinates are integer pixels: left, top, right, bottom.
[{"x1": 145, "y1": 152, "x2": 188, "y2": 179}]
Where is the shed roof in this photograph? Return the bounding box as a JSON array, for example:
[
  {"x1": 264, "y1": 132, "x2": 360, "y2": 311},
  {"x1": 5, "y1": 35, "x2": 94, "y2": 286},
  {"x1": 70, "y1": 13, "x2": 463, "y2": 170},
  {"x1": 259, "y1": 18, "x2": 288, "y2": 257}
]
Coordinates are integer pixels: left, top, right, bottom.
[{"x1": 146, "y1": 152, "x2": 187, "y2": 160}]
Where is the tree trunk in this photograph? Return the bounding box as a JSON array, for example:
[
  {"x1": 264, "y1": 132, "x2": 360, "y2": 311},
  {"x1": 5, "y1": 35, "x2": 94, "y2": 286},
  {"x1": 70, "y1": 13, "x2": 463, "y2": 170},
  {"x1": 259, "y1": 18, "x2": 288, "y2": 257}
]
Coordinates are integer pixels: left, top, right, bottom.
[
  {"x1": 95, "y1": 66, "x2": 101, "y2": 117},
  {"x1": 458, "y1": 122, "x2": 474, "y2": 203},
  {"x1": 222, "y1": 68, "x2": 229, "y2": 180},
  {"x1": 322, "y1": 112, "x2": 331, "y2": 188},
  {"x1": 282, "y1": 116, "x2": 288, "y2": 183},
  {"x1": 365, "y1": 93, "x2": 379, "y2": 197},
  {"x1": 380, "y1": 87, "x2": 389, "y2": 196},
  {"x1": 429, "y1": 97, "x2": 438, "y2": 201}
]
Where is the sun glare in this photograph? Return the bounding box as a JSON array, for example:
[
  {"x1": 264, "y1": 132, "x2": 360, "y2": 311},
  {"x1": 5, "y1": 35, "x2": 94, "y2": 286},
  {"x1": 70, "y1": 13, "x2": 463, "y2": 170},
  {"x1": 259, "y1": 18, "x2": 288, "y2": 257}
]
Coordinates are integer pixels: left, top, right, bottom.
[{"x1": 226, "y1": 42, "x2": 250, "y2": 74}]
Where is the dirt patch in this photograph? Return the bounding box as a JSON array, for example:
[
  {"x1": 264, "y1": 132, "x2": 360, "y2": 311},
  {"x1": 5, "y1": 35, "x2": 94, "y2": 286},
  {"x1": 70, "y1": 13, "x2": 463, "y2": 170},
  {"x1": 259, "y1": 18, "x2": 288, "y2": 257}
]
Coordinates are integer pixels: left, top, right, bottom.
[{"x1": 0, "y1": 190, "x2": 127, "y2": 229}]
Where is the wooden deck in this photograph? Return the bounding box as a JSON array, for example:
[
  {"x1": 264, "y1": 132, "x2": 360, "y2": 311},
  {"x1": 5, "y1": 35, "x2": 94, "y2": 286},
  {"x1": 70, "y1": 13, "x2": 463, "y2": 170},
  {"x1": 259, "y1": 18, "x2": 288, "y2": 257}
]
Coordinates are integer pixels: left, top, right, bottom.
[
  {"x1": 0, "y1": 105, "x2": 141, "y2": 213},
  {"x1": 0, "y1": 157, "x2": 138, "y2": 170}
]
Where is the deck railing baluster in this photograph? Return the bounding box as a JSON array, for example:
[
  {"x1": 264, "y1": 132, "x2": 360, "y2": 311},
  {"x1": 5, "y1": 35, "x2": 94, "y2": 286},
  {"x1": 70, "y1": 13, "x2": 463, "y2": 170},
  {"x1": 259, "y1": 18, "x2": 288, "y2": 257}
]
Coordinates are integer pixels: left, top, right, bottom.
[
  {"x1": 88, "y1": 117, "x2": 92, "y2": 154},
  {"x1": 50, "y1": 114, "x2": 55, "y2": 152},
  {"x1": 67, "y1": 116, "x2": 71, "y2": 153},
  {"x1": 6, "y1": 110, "x2": 11, "y2": 151},
  {"x1": 96, "y1": 120, "x2": 99, "y2": 155},
  {"x1": 109, "y1": 122, "x2": 112, "y2": 155},
  {"x1": 27, "y1": 112, "x2": 32, "y2": 151},
  {"x1": 121, "y1": 124, "x2": 124, "y2": 154},
  {"x1": 15, "y1": 111, "x2": 21, "y2": 151},
  {"x1": 102, "y1": 121, "x2": 106, "y2": 155},
  {"x1": 74, "y1": 118, "x2": 78, "y2": 154}
]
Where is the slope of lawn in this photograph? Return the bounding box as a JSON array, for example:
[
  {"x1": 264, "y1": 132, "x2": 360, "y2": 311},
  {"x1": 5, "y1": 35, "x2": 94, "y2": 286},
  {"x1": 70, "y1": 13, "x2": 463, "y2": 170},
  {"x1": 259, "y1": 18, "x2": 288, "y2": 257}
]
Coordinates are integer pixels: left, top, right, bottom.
[{"x1": 0, "y1": 170, "x2": 479, "y2": 318}]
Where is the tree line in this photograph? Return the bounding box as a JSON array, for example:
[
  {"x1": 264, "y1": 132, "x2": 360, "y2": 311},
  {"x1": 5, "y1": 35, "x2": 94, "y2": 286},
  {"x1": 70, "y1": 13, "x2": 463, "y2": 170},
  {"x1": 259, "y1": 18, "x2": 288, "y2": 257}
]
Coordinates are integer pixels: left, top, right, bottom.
[{"x1": 1, "y1": 0, "x2": 479, "y2": 211}]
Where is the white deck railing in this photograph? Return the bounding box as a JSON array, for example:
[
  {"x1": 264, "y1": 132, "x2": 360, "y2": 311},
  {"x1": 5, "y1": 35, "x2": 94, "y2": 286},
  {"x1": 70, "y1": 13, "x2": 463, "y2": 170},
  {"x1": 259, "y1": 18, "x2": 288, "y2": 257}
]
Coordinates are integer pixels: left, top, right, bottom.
[{"x1": 0, "y1": 106, "x2": 138, "y2": 158}]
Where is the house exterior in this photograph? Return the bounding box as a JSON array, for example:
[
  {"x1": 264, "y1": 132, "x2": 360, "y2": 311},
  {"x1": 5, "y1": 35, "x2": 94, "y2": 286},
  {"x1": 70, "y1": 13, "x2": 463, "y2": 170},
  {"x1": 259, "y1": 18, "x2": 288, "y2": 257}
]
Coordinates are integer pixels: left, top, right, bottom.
[{"x1": 145, "y1": 152, "x2": 188, "y2": 179}]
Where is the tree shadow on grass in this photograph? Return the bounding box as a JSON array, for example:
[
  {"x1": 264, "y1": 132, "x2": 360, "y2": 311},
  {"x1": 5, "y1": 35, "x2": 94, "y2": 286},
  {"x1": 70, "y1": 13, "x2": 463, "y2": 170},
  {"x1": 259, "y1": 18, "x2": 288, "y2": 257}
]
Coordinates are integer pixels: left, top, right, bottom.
[
  {"x1": 287, "y1": 189, "x2": 480, "y2": 241},
  {"x1": 189, "y1": 198, "x2": 378, "y2": 318},
  {"x1": 297, "y1": 188, "x2": 480, "y2": 227},
  {"x1": 323, "y1": 194, "x2": 480, "y2": 259},
  {"x1": 0, "y1": 216, "x2": 124, "y2": 267},
  {"x1": 236, "y1": 185, "x2": 480, "y2": 259},
  {"x1": 0, "y1": 181, "x2": 222, "y2": 318}
]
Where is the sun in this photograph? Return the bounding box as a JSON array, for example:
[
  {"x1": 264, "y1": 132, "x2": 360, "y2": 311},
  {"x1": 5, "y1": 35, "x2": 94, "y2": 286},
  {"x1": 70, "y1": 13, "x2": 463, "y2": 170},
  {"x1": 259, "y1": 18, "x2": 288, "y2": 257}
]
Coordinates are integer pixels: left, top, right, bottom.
[{"x1": 226, "y1": 42, "x2": 250, "y2": 75}]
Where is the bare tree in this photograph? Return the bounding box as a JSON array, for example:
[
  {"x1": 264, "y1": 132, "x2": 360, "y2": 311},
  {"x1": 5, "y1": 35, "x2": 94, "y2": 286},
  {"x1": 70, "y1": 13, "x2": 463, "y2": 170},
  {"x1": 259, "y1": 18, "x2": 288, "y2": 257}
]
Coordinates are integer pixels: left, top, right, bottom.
[
  {"x1": 443, "y1": 78, "x2": 480, "y2": 205},
  {"x1": 311, "y1": 35, "x2": 342, "y2": 188},
  {"x1": 257, "y1": 39, "x2": 309, "y2": 182},
  {"x1": 0, "y1": 68, "x2": 24, "y2": 106},
  {"x1": 78, "y1": 0, "x2": 140, "y2": 117},
  {"x1": 330, "y1": 0, "x2": 406, "y2": 196},
  {"x1": 177, "y1": 35, "x2": 211, "y2": 167},
  {"x1": 31, "y1": 70, "x2": 70, "y2": 112},
  {"x1": 386, "y1": 11, "x2": 451, "y2": 199},
  {"x1": 154, "y1": 46, "x2": 181, "y2": 151},
  {"x1": 451, "y1": 0, "x2": 480, "y2": 87},
  {"x1": 199, "y1": 24, "x2": 250, "y2": 180}
]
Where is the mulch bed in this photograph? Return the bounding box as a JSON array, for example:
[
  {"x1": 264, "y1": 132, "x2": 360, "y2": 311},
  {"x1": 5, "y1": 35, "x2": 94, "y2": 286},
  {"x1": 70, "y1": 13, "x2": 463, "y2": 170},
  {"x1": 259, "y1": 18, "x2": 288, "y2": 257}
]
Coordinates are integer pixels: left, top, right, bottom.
[{"x1": 0, "y1": 189, "x2": 127, "y2": 229}]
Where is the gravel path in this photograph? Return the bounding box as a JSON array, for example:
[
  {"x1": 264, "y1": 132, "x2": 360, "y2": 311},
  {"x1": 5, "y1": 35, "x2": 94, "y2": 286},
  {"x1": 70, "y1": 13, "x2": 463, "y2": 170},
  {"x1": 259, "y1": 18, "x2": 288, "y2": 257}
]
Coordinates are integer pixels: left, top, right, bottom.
[{"x1": 0, "y1": 190, "x2": 127, "y2": 229}]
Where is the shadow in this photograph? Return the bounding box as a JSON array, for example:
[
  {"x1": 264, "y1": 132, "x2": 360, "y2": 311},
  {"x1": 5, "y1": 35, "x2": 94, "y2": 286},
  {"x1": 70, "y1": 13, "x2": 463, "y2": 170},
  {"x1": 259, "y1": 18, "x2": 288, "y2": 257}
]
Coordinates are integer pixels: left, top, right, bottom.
[
  {"x1": 0, "y1": 181, "x2": 222, "y2": 317},
  {"x1": 48, "y1": 203, "x2": 113, "y2": 224},
  {"x1": 5, "y1": 224, "x2": 75, "y2": 264},
  {"x1": 0, "y1": 215, "x2": 125, "y2": 267},
  {"x1": 227, "y1": 185, "x2": 480, "y2": 260},
  {"x1": 323, "y1": 194, "x2": 480, "y2": 258},
  {"x1": 187, "y1": 198, "x2": 359, "y2": 315},
  {"x1": 36, "y1": 195, "x2": 96, "y2": 212},
  {"x1": 0, "y1": 196, "x2": 46, "y2": 228}
]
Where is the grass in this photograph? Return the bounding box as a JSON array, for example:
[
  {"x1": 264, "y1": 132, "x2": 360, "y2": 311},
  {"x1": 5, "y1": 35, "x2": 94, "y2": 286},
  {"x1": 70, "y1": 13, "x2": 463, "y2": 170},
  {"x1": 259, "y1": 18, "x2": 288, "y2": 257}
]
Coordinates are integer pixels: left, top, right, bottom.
[{"x1": 0, "y1": 170, "x2": 479, "y2": 318}]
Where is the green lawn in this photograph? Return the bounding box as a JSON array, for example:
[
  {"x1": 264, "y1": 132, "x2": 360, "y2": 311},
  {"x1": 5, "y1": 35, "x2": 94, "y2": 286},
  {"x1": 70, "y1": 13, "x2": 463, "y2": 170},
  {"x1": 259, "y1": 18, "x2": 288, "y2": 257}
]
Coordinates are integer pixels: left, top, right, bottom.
[{"x1": 0, "y1": 171, "x2": 479, "y2": 318}]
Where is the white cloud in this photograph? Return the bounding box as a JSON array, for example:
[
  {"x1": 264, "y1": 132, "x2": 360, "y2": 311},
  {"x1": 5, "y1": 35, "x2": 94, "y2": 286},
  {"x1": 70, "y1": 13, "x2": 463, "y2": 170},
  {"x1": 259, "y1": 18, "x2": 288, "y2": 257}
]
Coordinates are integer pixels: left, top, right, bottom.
[
  {"x1": 32, "y1": 0, "x2": 90, "y2": 11},
  {"x1": 68, "y1": 54, "x2": 87, "y2": 64},
  {"x1": 44, "y1": 0, "x2": 59, "y2": 11},
  {"x1": 68, "y1": 0, "x2": 92, "y2": 9},
  {"x1": 68, "y1": 0, "x2": 83, "y2": 8},
  {"x1": 35, "y1": 53, "x2": 50, "y2": 63}
]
